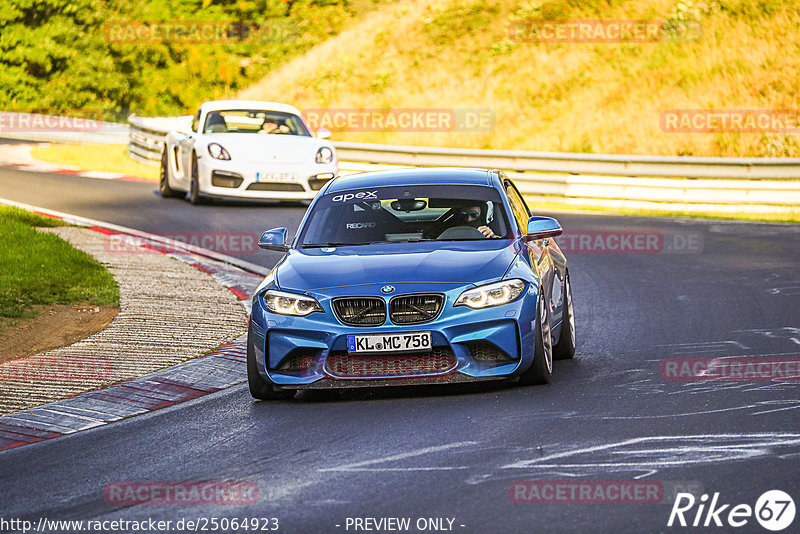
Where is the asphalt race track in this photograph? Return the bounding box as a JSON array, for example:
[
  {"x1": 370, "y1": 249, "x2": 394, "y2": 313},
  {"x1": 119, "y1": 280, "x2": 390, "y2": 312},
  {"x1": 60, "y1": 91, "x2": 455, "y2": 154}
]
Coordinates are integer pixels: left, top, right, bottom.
[{"x1": 2, "y1": 165, "x2": 800, "y2": 533}]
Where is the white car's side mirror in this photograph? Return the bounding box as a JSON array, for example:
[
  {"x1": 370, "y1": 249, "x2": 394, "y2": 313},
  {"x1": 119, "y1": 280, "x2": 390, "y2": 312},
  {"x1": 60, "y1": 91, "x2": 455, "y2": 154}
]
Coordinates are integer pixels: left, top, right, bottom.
[{"x1": 317, "y1": 128, "x2": 332, "y2": 139}]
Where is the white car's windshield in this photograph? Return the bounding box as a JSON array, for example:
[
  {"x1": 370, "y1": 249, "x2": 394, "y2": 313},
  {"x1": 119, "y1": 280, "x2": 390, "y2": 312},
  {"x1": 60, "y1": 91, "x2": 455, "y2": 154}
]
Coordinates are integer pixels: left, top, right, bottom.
[
  {"x1": 203, "y1": 109, "x2": 311, "y2": 136},
  {"x1": 300, "y1": 184, "x2": 512, "y2": 247}
]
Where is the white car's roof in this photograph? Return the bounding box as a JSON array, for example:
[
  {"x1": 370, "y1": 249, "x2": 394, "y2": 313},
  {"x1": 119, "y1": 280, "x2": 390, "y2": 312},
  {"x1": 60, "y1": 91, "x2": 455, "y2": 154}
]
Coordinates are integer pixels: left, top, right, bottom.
[{"x1": 199, "y1": 100, "x2": 303, "y2": 116}]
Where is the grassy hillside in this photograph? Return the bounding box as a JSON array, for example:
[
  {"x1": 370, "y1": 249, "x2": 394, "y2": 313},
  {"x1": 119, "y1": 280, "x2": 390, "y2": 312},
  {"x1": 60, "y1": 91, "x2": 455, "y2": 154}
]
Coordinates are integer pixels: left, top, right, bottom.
[{"x1": 239, "y1": 0, "x2": 800, "y2": 157}]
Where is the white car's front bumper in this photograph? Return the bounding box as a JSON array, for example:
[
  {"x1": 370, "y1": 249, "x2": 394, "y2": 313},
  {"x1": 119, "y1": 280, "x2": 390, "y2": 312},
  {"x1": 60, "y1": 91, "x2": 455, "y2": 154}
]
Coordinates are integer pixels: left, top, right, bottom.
[{"x1": 197, "y1": 156, "x2": 338, "y2": 200}]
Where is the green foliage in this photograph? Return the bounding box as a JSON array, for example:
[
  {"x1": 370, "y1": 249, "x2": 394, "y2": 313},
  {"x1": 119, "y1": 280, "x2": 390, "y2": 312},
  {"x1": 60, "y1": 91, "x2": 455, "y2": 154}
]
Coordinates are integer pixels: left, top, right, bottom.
[
  {"x1": 512, "y1": 0, "x2": 619, "y2": 21},
  {"x1": 569, "y1": 134, "x2": 595, "y2": 153},
  {"x1": 759, "y1": 133, "x2": 800, "y2": 157},
  {"x1": 0, "y1": 207, "x2": 118, "y2": 318},
  {"x1": 423, "y1": 0, "x2": 500, "y2": 46},
  {"x1": 489, "y1": 39, "x2": 519, "y2": 56},
  {"x1": 719, "y1": 0, "x2": 794, "y2": 18},
  {"x1": 0, "y1": 0, "x2": 382, "y2": 118}
]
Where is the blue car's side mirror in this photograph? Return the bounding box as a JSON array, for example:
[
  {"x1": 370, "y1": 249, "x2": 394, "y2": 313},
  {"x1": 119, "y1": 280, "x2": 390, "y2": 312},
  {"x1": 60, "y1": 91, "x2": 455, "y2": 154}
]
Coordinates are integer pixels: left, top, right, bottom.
[
  {"x1": 258, "y1": 228, "x2": 289, "y2": 252},
  {"x1": 525, "y1": 216, "x2": 562, "y2": 241}
]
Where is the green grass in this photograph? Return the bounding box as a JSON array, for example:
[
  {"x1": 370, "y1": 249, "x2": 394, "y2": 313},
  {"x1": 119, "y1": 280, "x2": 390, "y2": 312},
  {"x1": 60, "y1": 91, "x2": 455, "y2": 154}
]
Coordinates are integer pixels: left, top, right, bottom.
[{"x1": 0, "y1": 207, "x2": 120, "y2": 318}]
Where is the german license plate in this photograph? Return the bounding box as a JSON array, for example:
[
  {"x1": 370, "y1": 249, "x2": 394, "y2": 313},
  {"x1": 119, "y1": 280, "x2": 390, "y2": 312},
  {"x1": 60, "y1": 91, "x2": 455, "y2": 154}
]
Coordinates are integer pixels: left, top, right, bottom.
[
  {"x1": 347, "y1": 332, "x2": 431, "y2": 353},
  {"x1": 255, "y1": 172, "x2": 298, "y2": 182}
]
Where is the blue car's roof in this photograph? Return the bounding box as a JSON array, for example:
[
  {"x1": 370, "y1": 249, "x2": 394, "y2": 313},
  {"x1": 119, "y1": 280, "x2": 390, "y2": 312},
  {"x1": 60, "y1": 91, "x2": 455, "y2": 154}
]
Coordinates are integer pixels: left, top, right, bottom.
[{"x1": 325, "y1": 167, "x2": 496, "y2": 193}]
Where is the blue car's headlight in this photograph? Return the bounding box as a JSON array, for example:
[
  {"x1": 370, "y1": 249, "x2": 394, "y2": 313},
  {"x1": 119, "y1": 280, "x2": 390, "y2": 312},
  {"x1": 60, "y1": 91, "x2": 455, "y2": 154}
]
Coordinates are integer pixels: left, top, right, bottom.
[
  {"x1": 315, "y1": 147, "x2": 334, "y2": 164},
  {"x1": 263, "y1": 290, "x2": 323, "y2": 316},
  {"x1": 455, "y1": 279, "x2": 525, "y2": 309},
  {"x1": 208, "y1": 143, "x2": 231, "y2": 160}
]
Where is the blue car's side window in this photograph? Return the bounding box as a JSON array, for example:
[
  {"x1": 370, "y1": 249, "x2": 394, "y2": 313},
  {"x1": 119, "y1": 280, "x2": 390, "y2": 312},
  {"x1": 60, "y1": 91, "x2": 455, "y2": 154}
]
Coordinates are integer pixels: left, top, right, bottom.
[{"x1": 504, "y1": 180, "x2": 531, "y2": 235}]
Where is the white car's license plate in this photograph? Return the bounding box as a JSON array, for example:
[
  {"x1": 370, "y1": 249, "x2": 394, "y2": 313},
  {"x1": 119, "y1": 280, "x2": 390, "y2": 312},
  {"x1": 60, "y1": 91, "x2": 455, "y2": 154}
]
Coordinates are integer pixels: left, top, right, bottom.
[
  {"x1": 347, "y1": 332, "x2": 431, "y2": 353},
  {"x1": 256, "y1": 172, "x2": 298, "y2": 182}
]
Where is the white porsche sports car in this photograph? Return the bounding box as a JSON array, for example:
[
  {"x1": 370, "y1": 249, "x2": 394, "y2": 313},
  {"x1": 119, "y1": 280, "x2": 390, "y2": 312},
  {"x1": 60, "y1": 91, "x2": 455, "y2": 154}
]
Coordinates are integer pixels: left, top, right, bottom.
[{"x1": 159, "y1": 100, "x2": 338, "y2": 203}]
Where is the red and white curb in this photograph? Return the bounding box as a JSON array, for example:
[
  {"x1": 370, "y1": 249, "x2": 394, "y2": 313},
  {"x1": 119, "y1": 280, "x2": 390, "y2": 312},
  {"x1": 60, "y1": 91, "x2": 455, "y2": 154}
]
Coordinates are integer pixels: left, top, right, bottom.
[
  {"x1": 0, "y1": 199, "x2": 268, "y2": 452},
  {"x1": 0, "y1": 142, "x2": 152, "y2": 183},
  {"x1": 1, "y1": 161, "x2": 152, "y2": 182},
  {"x1": 0, "y1": 340, "x2": 247, "y2": 450}
]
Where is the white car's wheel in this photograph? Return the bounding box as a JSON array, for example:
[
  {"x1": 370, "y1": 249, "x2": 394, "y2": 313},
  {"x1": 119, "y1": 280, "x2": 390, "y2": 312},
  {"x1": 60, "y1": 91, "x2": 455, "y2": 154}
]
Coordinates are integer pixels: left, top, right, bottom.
[
  {"x1": 188, "y1": 153, "x2": 203, "y2": 205},
  {"x1": 159, "y1": 148, "x2": 181, "y2": 198}
]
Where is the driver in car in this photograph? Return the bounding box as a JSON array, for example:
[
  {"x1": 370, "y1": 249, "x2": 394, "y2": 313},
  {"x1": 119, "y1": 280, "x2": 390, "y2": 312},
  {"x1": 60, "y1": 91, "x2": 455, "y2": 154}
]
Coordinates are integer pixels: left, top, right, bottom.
[
  {"x1": 459, "y1": 204, "x2": 496, "y2": 238},
  {"x1": 259, "y1": 119, "x2": 290, "y2": 134}
]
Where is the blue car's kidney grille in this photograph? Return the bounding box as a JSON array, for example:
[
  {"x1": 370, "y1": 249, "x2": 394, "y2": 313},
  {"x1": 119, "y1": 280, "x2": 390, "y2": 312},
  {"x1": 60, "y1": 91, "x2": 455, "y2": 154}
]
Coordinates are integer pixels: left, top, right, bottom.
[
  {"x1": 389, "y1": 294, "x2": 444, "y2": 325},
  {"x1": 333, "y1": 297, "x2": 386, "y2": 326}
]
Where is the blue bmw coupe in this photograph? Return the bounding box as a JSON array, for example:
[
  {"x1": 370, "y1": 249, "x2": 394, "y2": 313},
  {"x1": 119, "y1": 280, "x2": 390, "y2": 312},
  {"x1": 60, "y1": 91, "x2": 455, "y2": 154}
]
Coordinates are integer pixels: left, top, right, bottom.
[{"x1": 247, "y1": 167, "x2": 575, "y2": 399}]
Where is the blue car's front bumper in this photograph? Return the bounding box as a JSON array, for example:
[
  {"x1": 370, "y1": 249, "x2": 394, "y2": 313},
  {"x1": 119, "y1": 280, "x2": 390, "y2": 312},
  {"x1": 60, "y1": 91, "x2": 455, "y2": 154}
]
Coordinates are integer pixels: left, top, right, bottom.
[{"x1": 250, "y1": 282, "x2": 539, "y2": 389}]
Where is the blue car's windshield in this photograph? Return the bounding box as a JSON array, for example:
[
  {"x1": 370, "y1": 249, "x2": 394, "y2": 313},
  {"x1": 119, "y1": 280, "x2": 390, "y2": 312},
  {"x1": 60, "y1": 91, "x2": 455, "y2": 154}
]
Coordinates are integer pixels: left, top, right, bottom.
[{"x1": 300, "y1": 185, "x2": 512, "y2": 247}]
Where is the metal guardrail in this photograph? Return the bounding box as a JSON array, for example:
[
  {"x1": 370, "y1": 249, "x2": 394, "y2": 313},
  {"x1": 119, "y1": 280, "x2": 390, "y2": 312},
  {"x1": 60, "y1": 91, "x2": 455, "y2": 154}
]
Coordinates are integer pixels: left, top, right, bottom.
[
  {"x1": 333, "y1": 142, "x2": 800, "y2": 180},
  {"x1": 128, "y1": 115, "x2": 800, "y2": 209},
  {"x1": 129, "y1": 115, "x2": 191, "y2": 164}
]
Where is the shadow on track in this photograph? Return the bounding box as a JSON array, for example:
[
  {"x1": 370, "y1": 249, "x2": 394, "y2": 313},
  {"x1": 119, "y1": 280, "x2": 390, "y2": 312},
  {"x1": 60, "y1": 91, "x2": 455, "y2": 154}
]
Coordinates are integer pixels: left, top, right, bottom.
[{"x1": 280, "y1": 380, "x2": 517, "y2": 404}]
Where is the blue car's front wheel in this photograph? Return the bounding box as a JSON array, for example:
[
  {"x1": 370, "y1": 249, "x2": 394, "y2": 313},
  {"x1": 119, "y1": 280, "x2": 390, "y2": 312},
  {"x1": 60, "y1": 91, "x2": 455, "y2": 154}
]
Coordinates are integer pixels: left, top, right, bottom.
[
  {"x1": 247, "y1": 329, "x2": 295, "y2": 400},
  {"x1": 518, "y1": 290, "x2": 553, "y2": 385},
  {"x1": 553, "y1": 272, "x2": 576, "y2": 360}
]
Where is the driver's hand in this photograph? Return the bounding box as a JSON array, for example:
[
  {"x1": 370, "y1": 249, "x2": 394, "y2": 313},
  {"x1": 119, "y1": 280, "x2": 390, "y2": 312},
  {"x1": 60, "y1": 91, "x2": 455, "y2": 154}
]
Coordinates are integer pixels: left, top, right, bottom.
[
  {"x1": 477, "y1": 225, "x2": 495, "y2": 238},
  {"x1": 260, "y1": 122, "x2": 278, "y2": 134}
]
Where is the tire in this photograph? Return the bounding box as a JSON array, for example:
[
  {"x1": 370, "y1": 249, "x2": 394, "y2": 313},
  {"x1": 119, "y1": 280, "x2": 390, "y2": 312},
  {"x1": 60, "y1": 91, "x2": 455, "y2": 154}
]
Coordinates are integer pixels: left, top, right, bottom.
[
  {"x1": 518, "y1": 290, "x2": 553, "y2": 385},
  {"x1": 188, "y1": 153, "x2": 203, "y2": 205},
  {"x1": 553, "y1": 272, "x2": 576, "y2": 360},
  {"x1": 247, "y1": 328, "x2": 294, "y2": 400},
  {"x1": 159, "y1": 148, "x2": 181, "y2": 198}
]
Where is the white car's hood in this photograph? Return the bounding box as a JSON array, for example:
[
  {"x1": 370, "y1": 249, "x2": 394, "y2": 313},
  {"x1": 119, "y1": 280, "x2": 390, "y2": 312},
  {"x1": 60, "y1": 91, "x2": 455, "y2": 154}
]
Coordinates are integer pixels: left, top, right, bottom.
[{"x1": 201, "y1": 133, "x2": 329, "y2": 164}]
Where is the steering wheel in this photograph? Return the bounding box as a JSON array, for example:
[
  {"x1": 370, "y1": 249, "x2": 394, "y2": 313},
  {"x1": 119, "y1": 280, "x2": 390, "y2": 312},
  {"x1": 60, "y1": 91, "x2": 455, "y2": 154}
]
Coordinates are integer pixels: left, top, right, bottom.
[{"x1": 437, "y1": 226, "x2": 486, "y2": 240}]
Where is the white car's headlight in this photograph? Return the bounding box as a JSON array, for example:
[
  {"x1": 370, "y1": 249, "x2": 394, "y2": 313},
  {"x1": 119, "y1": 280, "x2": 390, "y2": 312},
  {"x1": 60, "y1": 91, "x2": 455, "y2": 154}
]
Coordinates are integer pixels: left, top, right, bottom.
[
  {"x1": 208, "y1": 143, "x2": 231, "y2": 160},
  {"x1": 455, "y1": 279, "x2": 526, "y2": 309},
  {"x1": 263, "y1": 290, "x2": 323, "y2": 316},
  {"x1": 315, "y1": 147, "x2": 334, "y2": 164}
]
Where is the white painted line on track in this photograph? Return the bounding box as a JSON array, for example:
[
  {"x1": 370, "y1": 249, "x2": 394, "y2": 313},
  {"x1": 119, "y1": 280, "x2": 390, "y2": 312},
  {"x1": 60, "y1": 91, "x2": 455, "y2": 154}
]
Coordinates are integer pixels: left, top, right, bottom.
[{"x1": 320, "y1": 441, "x2": 479, "y2": 472}]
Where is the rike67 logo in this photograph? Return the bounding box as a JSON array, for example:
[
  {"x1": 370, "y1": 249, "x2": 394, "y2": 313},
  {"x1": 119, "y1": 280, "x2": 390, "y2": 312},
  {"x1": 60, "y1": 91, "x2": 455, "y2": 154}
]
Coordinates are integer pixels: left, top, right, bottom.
[{"x1": 668, "y1": 490, "x2": 795, "y2": 531}]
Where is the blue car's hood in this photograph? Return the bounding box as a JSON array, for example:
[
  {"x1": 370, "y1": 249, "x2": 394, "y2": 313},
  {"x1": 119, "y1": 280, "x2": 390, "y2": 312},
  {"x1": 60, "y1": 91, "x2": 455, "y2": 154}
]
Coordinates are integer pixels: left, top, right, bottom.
[{"x1": 276, "y1": 240, "x2": 521, "y2": 292}]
